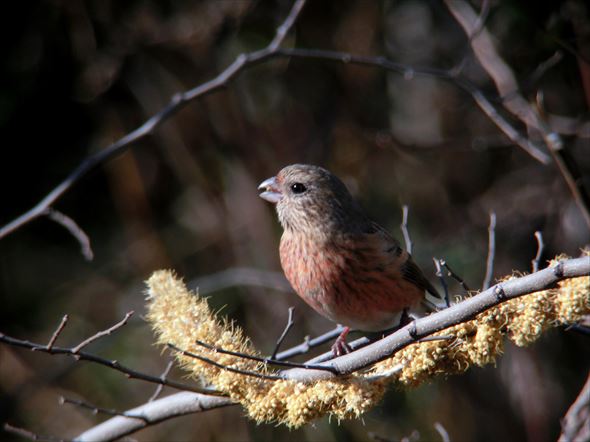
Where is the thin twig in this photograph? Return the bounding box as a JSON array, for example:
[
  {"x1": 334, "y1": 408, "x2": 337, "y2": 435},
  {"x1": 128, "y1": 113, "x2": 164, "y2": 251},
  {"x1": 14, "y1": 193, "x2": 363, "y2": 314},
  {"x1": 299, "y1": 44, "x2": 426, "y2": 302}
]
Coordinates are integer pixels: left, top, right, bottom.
[
  {"x1": 535, "y1": 92, "x2": 590, "y2": 230},
  {"x1": 433, "y1": 258, "x2": 451, "y2": 307},
  {"x1": 45, "y1": 208, "x2": 94, "y2": 261},
  {"x1": 445, "y1": 0, "x2": 590, "y2": 229},
  {"x1": 565, "y1": 323, "x2": 590, "y2": 336},
  {"x1": 558, "y1": 371, "x2": 590, "y2": 442},
  {"x1": 271, "y1": 307, "x2": 295, "y2": 359},
  {"x1": 268, "y1": 0, "x2": 306, "y2": 51},
  {"x1": 59, "y1": 396, "x2": 149, "y2": 423},
  {"x1": 195, "y1": 339, "x2": 339, "y2": 374},
  {"x1": 434, "y1": 422, "x2": 451, "y2": 442},
  {"x1": 274, "y1": 325, "x2": 345, "y2": 361},
  {"x1": 401, "y1": 205, "x2": 413, "y2": 255},
  {"x1": 440, "y1": 259, "x2": 471, "y2": 292},
  {"x1": 532, "y1": 231, "x2": 545, "y2": 273},
  {"x1": 45, "y1": 315, "x2": 69, "y2": 351},
  {"x1": 72, "y1": 311, "x2": 134, "y2": 353},
  {"x1": 3, "y1": 423, "x2": 64, "y2": 442},
  {"x1": 148, "y1": 360, "x2": 174, "y2": 402},
  {"x1": 0, "y1": 332, "x2": 216, "y2": 396},
  {"x1": 444, "y1": 0, "x2": 554, "y2": 164},
  {"x1": 468, "y1": 0, "x2": 490, "y2": 42},
  {"x1": 166, "y1": 343, "x2": 284, "y2": 381},
  {"x1": 277, "y1": 47, "x2": 551, "y2": 165},
  {"x1": 482, "y1": 212, "x2": 496, "y2": 290},
  {"x1": 526, "y1": 51, "x2": 564, "y2": 92}
]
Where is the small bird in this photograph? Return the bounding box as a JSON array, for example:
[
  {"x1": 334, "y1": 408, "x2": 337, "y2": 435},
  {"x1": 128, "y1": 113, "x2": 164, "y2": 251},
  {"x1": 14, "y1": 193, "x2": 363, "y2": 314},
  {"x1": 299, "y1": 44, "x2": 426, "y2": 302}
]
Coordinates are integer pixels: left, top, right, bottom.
[{"x1": 258, "y1": 164, "x2": 441, "y2": 355}]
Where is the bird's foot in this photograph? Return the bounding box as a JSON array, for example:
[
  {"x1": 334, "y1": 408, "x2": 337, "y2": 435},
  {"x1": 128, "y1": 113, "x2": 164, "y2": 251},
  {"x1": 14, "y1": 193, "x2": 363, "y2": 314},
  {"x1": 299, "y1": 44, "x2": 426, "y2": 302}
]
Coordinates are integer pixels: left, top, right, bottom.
[
  {"x1": 400, "y1": 309, "x2": 418, "y2": 339},
  {"x1": 331, "y1": 326, "x2": 351, "y2": 356}
]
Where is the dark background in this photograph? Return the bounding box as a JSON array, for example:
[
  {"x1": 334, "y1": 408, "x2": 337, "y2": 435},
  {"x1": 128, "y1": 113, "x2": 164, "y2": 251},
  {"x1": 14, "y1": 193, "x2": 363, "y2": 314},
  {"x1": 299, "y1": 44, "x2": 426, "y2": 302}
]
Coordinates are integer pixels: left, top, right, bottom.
[{"x1": 1, "y1": 0, "x2": 589, "y2": 441}]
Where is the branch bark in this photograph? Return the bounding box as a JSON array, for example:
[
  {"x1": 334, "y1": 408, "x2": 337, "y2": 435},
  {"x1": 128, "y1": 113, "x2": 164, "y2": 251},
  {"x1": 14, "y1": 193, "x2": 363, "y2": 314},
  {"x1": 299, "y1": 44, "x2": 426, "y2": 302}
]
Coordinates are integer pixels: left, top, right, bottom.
[{"x1": 75, "y1": 256, "x2": 590, "y2": 441}]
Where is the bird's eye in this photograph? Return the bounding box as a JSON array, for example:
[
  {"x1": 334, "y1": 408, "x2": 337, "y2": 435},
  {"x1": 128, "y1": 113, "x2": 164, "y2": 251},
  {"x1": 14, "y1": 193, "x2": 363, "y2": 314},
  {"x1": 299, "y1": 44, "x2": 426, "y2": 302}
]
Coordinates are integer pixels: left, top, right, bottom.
[{"x1": 290, "y1": 183, "x2": 307, "y2": 194}]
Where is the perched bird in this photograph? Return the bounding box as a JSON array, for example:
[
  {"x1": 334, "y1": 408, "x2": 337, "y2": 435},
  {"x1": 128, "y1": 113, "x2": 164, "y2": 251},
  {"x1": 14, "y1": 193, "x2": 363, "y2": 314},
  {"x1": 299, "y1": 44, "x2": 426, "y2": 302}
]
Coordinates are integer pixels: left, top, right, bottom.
[{"x1": 258, "y1": 164, "x2": 440, "y2": 355}]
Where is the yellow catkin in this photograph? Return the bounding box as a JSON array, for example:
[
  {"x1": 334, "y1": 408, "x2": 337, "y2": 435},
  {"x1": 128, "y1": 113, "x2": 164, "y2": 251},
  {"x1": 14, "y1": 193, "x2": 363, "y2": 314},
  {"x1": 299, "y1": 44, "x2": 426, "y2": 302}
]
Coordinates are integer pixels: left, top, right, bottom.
[{"x1": 145, "y1": 256, "x2": 589, "y2": 427}]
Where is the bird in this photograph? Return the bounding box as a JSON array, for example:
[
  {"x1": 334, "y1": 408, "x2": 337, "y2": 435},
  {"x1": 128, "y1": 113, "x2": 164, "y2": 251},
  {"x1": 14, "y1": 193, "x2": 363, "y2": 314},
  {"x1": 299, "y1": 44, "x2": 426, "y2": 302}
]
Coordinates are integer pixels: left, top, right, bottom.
[{"x1": 258, "y1": 164, "x2": 441, "y2": 355}]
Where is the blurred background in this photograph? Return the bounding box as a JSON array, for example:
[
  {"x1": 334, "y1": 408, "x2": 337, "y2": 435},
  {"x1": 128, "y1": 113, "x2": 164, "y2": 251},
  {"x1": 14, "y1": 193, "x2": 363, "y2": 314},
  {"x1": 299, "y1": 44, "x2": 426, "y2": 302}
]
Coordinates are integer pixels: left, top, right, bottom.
[{"x1": 1, "y1": 0, "x2": 589, "y2": 441}]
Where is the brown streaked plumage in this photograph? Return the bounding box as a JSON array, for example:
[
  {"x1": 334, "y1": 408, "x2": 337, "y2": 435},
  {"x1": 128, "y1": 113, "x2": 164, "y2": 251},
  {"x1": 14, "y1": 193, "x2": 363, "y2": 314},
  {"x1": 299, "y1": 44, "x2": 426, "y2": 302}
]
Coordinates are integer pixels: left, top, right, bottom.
[{"x1": 258, "y1": 164, "x2": 440, "y2": 354}]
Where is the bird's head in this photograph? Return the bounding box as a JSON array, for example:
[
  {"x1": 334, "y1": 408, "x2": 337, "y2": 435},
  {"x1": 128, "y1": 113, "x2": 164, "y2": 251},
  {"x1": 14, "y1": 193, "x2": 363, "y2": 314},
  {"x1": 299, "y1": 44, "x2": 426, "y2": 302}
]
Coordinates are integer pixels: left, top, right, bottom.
[{"x1": 258, "y1": 164, "x2": 363, "y2": 235}]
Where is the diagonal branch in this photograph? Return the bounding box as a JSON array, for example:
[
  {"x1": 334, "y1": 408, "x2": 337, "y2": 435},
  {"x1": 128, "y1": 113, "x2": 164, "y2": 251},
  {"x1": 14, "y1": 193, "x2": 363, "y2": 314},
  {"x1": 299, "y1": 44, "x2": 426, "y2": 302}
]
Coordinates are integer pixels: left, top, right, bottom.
[
  {"x1": 558, "y1": 371, "x2": 590, "y2": 442},
  {"x1": 483, "y1": 212, "x2": 497, "y2": 290},
  {"x1": 0, "y1": 325, "x2": 219, "y2": 396},
  {"x1": 444, "y1": 0, "x2": 590, "y2": 230},
  {"x1": 71, "y1": 311, "x2": 134, "y2": 353},
  {"x1": 75, "y1": 256, "x2": 590, "y2": 441},
  {"x1": 0, "y1": 0, "x2": 308, "y2": 241},
  {"x1": 74, "y1": 392, "x2": 233, "y2": 442},
  {"x1": 45, "y1": 209, "x2": 94, "y2": 261}
]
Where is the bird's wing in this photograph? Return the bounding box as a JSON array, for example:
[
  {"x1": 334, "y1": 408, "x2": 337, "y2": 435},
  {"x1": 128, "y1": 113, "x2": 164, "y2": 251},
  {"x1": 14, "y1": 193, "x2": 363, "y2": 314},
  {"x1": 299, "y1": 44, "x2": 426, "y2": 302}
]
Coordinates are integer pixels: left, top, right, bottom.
[{"x1": 364, "y1": 221, "x2": 442, "y2": 299}]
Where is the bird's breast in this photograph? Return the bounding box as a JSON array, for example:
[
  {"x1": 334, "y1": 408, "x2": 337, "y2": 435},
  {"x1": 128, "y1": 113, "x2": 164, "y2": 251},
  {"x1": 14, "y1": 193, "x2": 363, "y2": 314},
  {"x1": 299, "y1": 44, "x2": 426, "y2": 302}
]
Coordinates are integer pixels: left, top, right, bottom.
[{"x1": 279, "y1": 232, "x2": 424, "y2": 330}]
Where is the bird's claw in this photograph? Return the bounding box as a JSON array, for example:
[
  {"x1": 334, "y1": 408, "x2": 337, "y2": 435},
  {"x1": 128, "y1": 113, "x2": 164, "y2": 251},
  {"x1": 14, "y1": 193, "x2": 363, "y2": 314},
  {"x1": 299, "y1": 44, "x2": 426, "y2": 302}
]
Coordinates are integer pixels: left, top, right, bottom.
[
  {"x1": 331, "y1": 326, "x2": 351, "y2": 356},
  {"x1": 331, "y1": 338, "x2": 351, "y2": 356}
]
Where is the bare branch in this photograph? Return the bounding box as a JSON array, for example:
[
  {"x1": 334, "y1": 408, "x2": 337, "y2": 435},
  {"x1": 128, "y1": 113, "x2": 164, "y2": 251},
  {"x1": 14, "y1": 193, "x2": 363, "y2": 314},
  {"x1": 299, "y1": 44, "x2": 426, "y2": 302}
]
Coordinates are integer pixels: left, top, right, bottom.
[
  {"x1": 401, "y1": 205, "x2": 413, "y2": 255},
  {"x1": 282, "y1": 256, "x2": 589, "y2": 381},
  {"x1": 276, "y1": 47, "x2": 551, "y2": 164},
  {"x1": 445, "y1": 0, "x2": 590, "y2": 229},
  {"x1": 482, "y1": 212, "x2": 496, "y2": 290},
  {"x1": 0, "y1": 327, "x2": 217, "y2": 396},
  {"x1": 1, "y1": 0, "x2": 563, "y2": 246},
  {"x1": 3, "y1": 423, "x2": 63, "y2": 442},
  {"x1": 535, "y1": 92, "x2": 590, "y2": 230},
  {"x1": 440, "y1": 259, "x2": 471, "y2": 292},
  {"x1": 558, "y1": 371, "x2": 590, "y2": 442},
  {"x1": 271, "y1": 307, "x2": 295, "y2": 359},
  {"x1": 433, "y1": 258, "x2": 451, "y2": 307},
  {"x1": 273, "y1": 325, "x2": 345, "y2": 361},
  {"x1": 189, "y1": 267, "x2": 292, "y2": 295},
  {"x1": 72, "y1": 311, "x2": 134, "y2": 353},
  {"x1": 44, "y1": 315, "x2": 69, "y2": 351},
  {"x1": 434, "y1": 421, "x2": 451, "y2": 442},
  {"x1": 194, "y1": 339, "x2": 339, "y2": 374},
  {"x1": 166, "y1": 343, "x2": 284, "y2": 381},
  {"x1": 444, "y1": 0, "x2": 543, "y2": 130},
  {"x1": 268, "y1": 0, "x2": 306, "y2": 51},
  {"x1": 532, "y1": 231, "x2": 545, "y2": 273},
  {"x1": 0, "y1": 0, "x2": 309, "y2": 241},
  {"x1": 75, "y1": 392, "x2": 233, "y2": 442},
  {"x1": 59, "y1": 396, "x2": 149, "y2": 423},
  {"x1": 44, "y1": 209, "x2": 94, "y2": 261},
  {"x1": 527, "y1": 51, "x2": 564, "y2": 90},
  {"x1": 148, "y1": 360, "x2": 174, "y2": 402}
]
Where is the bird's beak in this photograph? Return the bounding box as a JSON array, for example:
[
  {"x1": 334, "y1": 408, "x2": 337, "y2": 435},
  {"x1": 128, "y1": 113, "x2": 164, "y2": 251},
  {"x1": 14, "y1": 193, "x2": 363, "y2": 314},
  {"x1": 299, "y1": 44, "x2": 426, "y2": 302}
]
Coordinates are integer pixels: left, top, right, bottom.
[{"x1": 258, "y1": 176, "x2": 283, "y2": 204}]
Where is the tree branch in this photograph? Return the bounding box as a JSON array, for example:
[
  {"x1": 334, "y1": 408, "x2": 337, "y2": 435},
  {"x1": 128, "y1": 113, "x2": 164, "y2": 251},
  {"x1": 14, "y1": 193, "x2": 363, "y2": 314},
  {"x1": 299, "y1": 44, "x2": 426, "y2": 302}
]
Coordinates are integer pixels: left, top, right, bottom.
[
  {"x1": 74, "y1": 392, "x2": 233, "y2": 442},
  {"x1": 445, "y1": 0, "x2": 590, "y2": 230},
  {"x1": 483, "y1": 212, "x2": 497, "y2": 290},
  {"x1": 558, "y1": 371, "x2": 590, "y2": 442},
  {"x1": 76, "y1": 256, "x2": 589, "y2": 441},
  {"x1": 0, "y1": 323, "x2": 219, "y2": 396},
  {"x1": 45, "y1": 209, "x2": 94, "y2": 261},
  {"x1": 0, "y1": 0, "x2": 309, "y2": 241},
  {"x1": 282, "y1": 256, "x2": 588, "y2": 381}
]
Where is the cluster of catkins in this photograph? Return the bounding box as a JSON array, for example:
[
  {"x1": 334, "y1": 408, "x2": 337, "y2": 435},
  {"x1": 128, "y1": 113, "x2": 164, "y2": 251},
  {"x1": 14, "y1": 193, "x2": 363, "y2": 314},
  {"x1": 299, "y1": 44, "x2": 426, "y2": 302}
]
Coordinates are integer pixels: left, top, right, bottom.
[{"x1": 146, "y1": 258, "x2": 589, "y2": 427}]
